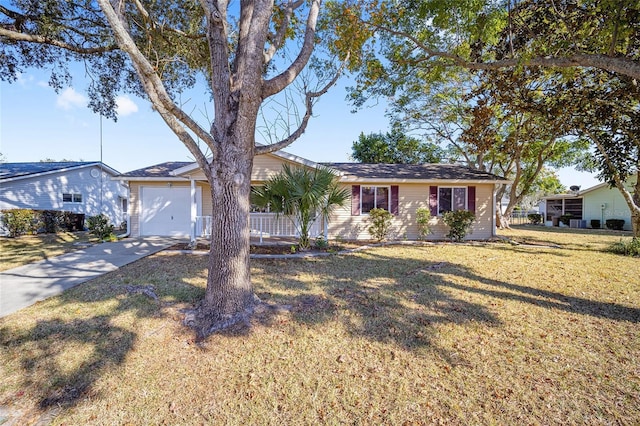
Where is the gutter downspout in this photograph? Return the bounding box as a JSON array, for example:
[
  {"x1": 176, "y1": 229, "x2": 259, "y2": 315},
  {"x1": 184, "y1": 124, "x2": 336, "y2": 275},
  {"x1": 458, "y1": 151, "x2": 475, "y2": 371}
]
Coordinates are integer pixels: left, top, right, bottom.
[{"x1": 492, "y1": 184, "x2": 498, "y2": 237}]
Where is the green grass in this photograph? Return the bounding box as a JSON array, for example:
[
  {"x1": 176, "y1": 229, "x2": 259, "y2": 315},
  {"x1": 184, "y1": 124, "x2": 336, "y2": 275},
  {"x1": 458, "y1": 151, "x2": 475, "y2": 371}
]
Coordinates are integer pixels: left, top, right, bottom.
[
  {"x1": 0, "y1": 227, "x2": 638, "y2": 425},
  {"x1": 0, "y1": 232, "x2": 95, "y2": 272}
]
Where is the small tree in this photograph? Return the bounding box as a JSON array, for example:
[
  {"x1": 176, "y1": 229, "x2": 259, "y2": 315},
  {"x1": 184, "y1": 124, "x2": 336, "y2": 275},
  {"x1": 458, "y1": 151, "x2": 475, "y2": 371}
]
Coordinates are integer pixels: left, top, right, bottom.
[
  {"x1": 251, "y1": 165, "x2": 349, "y2": 250},
  {"x1": 442, "y1": 210, "x2": 476, "y2": 242},
  {"x1": 367, "y1": 208, "x2": 393, "y2": 241},
  {"x1": 415, "y1": 208, "x2": 432, "y2": 240}
]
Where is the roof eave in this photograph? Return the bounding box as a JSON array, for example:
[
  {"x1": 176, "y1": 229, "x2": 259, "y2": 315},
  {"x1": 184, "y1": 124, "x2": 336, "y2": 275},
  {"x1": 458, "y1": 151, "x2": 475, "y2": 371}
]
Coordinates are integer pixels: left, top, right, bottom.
[
  {"x1": 337, "y1": 177, "x2": 511, "y2": 185},
  {"x1": 0, "y1": 162, "x2": 119, "y2": 183}
]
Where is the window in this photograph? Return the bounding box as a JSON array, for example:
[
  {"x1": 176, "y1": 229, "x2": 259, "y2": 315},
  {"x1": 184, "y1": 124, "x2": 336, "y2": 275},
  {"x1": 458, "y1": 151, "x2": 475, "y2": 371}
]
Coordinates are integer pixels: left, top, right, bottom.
[
  {"x1": 62, "y1": 193, "x2": 82, "y2": 203},
  {"x1": 438, "y1": 187, "x2": 467, "y2": 214},
  {"x1": 361, "y1": 186, "x2": 390, "y2": 214}
]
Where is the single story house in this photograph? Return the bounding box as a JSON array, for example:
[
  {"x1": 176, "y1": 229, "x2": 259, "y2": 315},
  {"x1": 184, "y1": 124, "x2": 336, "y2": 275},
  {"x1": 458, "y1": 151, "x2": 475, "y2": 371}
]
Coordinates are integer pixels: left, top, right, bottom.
[
  {"x1": 0, "y1": 162, "x2": 128, "y2": 229},
  {"x1": 117, "y1": 150, "x2": 509, "y2": 240},
  {"x1": 539, "y1": 177, "x2": 637, "y2": 231}
]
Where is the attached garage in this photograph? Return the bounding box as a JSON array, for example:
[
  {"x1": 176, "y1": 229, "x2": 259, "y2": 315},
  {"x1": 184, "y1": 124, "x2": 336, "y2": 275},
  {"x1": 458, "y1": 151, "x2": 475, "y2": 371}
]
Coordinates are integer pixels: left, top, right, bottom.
[{"x1": 139, "y1": 186, "x2": 201, "y2": 237}]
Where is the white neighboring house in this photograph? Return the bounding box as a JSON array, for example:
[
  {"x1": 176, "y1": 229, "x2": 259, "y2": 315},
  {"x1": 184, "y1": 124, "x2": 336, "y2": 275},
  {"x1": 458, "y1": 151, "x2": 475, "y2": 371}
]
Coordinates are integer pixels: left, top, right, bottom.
[
  {"x1": 539, "y1": 177, "x2": 637, "y2": 231},
  {"x1": 0, "y1": 162, "x2": 128, "y2": 232}
]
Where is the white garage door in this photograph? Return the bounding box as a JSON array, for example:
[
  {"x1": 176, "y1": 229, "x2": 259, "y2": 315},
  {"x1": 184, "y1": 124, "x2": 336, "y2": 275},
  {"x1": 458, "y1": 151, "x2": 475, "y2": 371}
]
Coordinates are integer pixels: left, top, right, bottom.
[{"x1": 140, "y1": 186, "x2": 201, "y2": 237}]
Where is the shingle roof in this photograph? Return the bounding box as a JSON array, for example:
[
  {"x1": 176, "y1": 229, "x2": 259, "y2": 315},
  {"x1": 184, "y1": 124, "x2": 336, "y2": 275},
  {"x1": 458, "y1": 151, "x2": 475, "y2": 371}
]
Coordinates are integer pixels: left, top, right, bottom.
[
  {"x1": 0, "y1": 162, "x2": 102, "y2": 180},
  {"x1": 119, "y1": 162, "x2": 193, "y2": 178},
  {"x1": 323, "y1": 163, "x2": 508, "y2": 181}
]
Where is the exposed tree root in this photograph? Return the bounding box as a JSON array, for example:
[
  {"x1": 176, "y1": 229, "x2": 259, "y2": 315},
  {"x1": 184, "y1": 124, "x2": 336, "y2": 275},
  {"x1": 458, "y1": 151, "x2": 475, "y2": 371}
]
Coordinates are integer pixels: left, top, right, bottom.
[{"x1": 183, "y1": 295, "x2": 292, "y2": 341}]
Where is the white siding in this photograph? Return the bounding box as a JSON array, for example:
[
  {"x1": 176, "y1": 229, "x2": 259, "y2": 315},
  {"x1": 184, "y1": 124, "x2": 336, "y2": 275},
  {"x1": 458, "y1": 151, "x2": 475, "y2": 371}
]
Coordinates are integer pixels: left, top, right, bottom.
[
  {"x1": 0, "y1": 166, "x2": 128, "y2": 227},
  {"x1": 583, "y1": 180, "x2": 636, "y2": 231}
]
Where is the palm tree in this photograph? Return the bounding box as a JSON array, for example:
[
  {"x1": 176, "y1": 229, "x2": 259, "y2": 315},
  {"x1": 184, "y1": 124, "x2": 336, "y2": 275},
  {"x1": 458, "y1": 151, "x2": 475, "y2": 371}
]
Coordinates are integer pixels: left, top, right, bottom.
[{"x1": 251, "y1": 165, "x2": 349, "y2": 249}]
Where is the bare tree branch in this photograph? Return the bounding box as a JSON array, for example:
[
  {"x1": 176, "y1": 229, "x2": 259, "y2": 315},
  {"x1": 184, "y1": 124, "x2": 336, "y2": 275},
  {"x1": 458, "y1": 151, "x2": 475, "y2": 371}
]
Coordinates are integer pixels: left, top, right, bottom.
[
  {"x1": 256, "y1": 54, "x2": 347, "y2": 155},
  {"x1": 262, "y1": 0, "x2": 321, "y2": 99}
]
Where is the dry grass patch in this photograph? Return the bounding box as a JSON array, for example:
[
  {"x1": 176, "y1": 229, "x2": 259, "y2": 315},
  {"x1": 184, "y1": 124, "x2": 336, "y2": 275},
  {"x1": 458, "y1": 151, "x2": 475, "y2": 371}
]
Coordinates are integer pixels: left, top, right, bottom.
[
  {"x1": 0, "y1": 229, "x2": 639, "y2": 425},
  {"x1": 0, "y1": 232, "x2": 94, "y2": 271}
]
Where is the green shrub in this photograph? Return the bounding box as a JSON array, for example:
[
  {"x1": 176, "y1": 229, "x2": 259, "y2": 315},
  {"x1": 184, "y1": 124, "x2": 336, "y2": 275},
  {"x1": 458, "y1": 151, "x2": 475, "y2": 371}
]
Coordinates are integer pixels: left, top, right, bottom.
[
  {"x1": 442, "y1": 210, "x2": 476, "y2": 242},
  {"x1": 607, "y1": 238, "x2": 640, "y2": 257},
  {"x1": 38, "y1": 210, "x2": 64, "y2": 233},
  {"x1": 605, "y1": 219, "x2": 625, "y2": 231},
  {"x1": 527, "y1": 213, "x2": 543, "y2": 225},
  {"x1": 314, "y1": 235, "x2": 329, "y2": 249},
  {"x1": 1, "y1": 209, "x2": 39, "y2": 237},
  {"x1": 367, "y1": 208, "x2": 393, "y2": 241},
  {"x1": 559, "y1": 214, "x2": 573, "y2": 226},
  {"x1": 416, "y1": 208, "x2": 432, "y2": 239},
  {"x1": 87, "y1": 214, "x2": 115, "y2": 241}
]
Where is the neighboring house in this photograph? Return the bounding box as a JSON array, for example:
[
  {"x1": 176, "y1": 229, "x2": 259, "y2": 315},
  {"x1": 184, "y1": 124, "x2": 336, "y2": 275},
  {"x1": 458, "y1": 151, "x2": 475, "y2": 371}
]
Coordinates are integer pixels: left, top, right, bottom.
[
  {"x1": 539, "y1": 177, "x2": 637, "y2": 231},
  {"x1": 117, "y1": 151, "x2": 508, "y2": 240},
  {"x1": 0, "y1": 162, "x2": 128, "y2": 229}
]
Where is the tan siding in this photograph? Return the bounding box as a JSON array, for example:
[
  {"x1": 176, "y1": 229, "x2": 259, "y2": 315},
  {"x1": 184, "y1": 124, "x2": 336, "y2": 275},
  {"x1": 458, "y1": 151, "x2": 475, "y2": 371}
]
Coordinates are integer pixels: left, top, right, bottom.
[
  {"x1": 176, "y1": 153, "x2": 308, "y2": 183},
  {"x1": 251, "y1": 154, "x2": 311, "y2": 182},
  {"x1": 328, "y1": 183, "x2": 495, "y2": 240},
  {"x1": 199, "y1": 182, "x2": 212, "y2": 216}
]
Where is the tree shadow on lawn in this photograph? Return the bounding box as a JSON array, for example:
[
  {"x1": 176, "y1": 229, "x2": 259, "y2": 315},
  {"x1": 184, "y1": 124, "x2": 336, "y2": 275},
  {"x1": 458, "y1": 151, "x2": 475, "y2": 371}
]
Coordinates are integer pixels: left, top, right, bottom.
[
  {"x1": 249, "y1": 248, "x2": 640, "y2": 353},
  {"x1": 0, "y1": 253, "x2": 206, "y2": 416}
]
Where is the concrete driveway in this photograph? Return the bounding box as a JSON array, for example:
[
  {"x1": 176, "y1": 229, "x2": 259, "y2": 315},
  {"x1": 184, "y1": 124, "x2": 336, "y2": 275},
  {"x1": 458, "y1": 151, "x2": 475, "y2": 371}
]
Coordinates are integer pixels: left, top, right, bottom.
[{"x1": 0, "y1": 237, "x2": 177, "y2": 318}]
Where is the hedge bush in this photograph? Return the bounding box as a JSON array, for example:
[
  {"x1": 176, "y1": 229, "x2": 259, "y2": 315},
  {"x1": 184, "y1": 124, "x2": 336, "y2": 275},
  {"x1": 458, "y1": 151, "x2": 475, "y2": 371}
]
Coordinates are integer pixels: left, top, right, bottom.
[
  {"x1": 1, "y1": 209, "x2": 39, "y2": 237},
  {"x1": 527, "y1": 213, "x2": 543, "y2": 225},
  {"x1": 605, "y1": 219, "x2": 625, "y2": 231},
  {"x1": 367, "y1": 208, "x2": 393, "y2": 241},
  {"x1": 87, "y1": 214, "x2": 115, "y2": 241},
  {"x1": 559, "y1": 214, "x2": 573, "y2": 226},
  {"x1": 607, "y1": 238, "x2": 640, "y2": 257},
  {"x1": 442, "y1": 210, "x2": 476, "y2": 242},
  {"x1": 416, "y1": 208, "x2": 432, "y2": 239}
]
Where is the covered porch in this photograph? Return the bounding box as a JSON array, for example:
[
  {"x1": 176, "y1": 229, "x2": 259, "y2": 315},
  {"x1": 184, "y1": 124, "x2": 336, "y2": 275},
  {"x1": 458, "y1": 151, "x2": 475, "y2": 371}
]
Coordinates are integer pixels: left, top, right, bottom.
[{"x1": 194, "y1": 213, "x2": 324, "y2": 242}]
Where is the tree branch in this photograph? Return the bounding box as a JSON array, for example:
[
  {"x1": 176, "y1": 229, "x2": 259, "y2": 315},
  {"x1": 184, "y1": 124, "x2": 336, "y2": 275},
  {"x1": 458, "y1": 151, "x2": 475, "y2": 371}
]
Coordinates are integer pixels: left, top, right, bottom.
[
  {"x1": 261, "y1": 0, "x2": 321, "y2": 99},
  {"x1": 97, "y1": 0, "x2": 214, "y2": 181},
  {"x1": 264, "y1": 0, "x2": 304, "y2": 65},
  {"x1": 374, "y1": 23, "x2": 640, "y2": 80},
  {"x1": 0, "y1": 27, "x2": 118, "y2": 54},
  {"x1": 256, "y1": 55, "x2": 346, "y2": 155}
]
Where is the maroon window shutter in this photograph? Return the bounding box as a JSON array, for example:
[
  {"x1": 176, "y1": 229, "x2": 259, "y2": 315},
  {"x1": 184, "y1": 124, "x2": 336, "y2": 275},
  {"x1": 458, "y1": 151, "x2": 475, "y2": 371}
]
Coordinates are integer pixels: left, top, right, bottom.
[
  {"x1": 467, "y1": 186, "x2": 476, "y2": 213},
  {"x1": 351, "y1": 185, "x2": 361, "y2": 216},
  {"x1": 390, "y1": 185, "x2": 399, "y2": 215},
  {"x1": 429, "y1": 186, "x2": 438, "y2": 216}
]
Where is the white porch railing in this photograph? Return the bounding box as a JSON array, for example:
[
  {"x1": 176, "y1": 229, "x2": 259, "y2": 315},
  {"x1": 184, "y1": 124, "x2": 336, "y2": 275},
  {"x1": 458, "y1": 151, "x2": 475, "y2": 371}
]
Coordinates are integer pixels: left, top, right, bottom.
[
  {"x1": 195, "y1": 216, "x2": 212, "y2": 238},
  {"x1": 195, "y1": 214, "x2": 322, "y2": 242}
]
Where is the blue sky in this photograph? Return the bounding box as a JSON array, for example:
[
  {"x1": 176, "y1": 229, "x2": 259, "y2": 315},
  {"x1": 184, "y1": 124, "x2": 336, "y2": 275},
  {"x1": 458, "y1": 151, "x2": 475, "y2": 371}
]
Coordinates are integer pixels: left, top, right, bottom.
[{"x1": 0, "y1": 68, "x2": 599, "y2": 188}]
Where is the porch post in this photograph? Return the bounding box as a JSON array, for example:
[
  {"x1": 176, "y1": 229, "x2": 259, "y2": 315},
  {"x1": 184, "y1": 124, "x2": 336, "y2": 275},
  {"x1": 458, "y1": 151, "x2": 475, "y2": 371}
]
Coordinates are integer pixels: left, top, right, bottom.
[{"x1": 190, "y1": 177, "x2": 196, "y2": 242}]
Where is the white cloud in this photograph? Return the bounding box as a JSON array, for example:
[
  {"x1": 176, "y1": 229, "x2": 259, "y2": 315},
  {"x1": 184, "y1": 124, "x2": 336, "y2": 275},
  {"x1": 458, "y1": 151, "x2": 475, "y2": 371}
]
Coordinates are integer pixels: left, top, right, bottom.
[
  {"x1": 116, "y1": 95, "x2": 138, "y2": 116},
  {"x1": 56, "y1": 87, "x2": 87, "y2": 110}
]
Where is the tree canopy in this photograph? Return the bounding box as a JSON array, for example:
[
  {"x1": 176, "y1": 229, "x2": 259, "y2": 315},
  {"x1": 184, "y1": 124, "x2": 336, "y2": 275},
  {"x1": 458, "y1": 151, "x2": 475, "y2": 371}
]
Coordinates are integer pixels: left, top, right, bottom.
[{"x1": 351, "y1": 127, "x2": 443, "y2": 164}]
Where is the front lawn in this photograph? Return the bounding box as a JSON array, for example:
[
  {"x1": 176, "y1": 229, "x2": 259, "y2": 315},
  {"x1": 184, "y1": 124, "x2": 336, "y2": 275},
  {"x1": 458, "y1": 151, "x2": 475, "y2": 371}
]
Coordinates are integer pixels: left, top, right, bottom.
[
  {"x1": 0, "y1": 232, "x2": 94, "y2": 272},
  {"x1": 0, "y1": 228, "x2": 638, "y2": 424}
]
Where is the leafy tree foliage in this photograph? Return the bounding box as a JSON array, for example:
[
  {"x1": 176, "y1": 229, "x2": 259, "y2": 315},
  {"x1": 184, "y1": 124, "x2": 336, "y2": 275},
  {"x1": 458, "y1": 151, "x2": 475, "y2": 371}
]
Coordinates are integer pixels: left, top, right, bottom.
[
  {"x1": 351, "y1": 127, "x2": 443, "y2": 164},
  {"x1": 348, "y1": 0, "x2": 640, "y2": 108},
  {"x1": 251, "y1": 165, "x2": 349, "y2": 249}
]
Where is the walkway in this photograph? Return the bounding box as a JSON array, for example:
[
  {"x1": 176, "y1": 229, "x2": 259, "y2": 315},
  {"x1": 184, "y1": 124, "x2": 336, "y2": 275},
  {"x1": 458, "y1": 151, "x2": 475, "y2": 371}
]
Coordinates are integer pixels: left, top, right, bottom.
[{"x1": 0, "y1": 237, "x2": 176, "y2": 318}]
